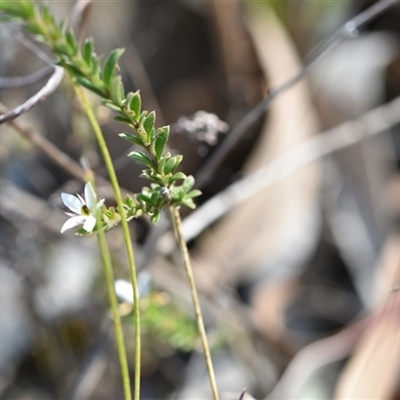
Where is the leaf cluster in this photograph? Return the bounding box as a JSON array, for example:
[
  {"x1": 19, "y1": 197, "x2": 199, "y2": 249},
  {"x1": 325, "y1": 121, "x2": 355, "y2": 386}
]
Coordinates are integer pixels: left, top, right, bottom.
[{"x1": 0, "y1": 0, "x2": 201, "y2": 224}]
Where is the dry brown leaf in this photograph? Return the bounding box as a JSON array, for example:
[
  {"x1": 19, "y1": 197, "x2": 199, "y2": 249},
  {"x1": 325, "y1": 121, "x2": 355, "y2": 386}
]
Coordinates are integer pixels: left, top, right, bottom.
[{"x1": 334, "y1": 235, "x2": 400, "y2": 399}]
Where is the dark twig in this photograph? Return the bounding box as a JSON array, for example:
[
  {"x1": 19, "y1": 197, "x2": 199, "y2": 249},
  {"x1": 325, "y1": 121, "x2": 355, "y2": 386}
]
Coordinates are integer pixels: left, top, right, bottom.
[
  {"x1": 0, "y1": 65, "x2": 64, "y2": 124},
  {"x1": 239, "y1": 389, "x2": 247, "y2": 400},
  {"x1": 194, "y1": 0, "x2": 399, "y2": 188}
]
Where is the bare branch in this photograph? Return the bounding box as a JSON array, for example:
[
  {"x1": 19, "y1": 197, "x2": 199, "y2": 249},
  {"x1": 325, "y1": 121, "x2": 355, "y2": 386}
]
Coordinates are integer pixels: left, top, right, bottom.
[
  {"x1": 0, "y1": 102, "x2": 135, "y2": 199},
  {"x1": 0, "y1": 65, "x2": 64, "y2": 124},
  {"x1": 6, "y1": 25, "x2": 55, "y2": 65},
  {"x1": 183, "y1": 95, "x2": 400, "y2": 242},
  {"x1": 0, "y1": 102, "x2": 86, "y2": 180},
  {"x1": 0, "y1": 65, "x2": 53, "y2": 88},
  {"x1": 0, "y1": 0, "x2": 94, "y2": 120},
  {"x1": 194, "y1": 0, "x2": 399, "y2": 188}
]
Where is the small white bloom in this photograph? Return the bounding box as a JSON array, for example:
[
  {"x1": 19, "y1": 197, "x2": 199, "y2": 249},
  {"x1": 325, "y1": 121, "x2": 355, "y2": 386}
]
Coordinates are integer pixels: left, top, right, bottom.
[
  {"x1": 60, "y1": 182, "x2": 104, "y2": 234},
  {"x1": 115, "y1": 272, "x2": 151, "y2": 303}
]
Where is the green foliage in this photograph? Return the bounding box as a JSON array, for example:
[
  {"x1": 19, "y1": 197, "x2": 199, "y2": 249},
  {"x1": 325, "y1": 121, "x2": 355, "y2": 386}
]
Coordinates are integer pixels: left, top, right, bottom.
[
  {"x1": 128, "y1": 151, "x2": 154, "y2": 169},
  {"x1": 0, "y1": 0, "x2": 202, "y2": 225},
  {"x1": 139, "y1": 292, "x2": 199, "y2": 353},
  {"x1": 0, "y1": 0, "x2": 35, "y2": 20},
  {"x1": 102, "y1": 48, "x2": 125, "y2": 90},
  {"x1": 127, "y1": 91, "x2": 141, "y2": 121},
  {"x1": 154, "y1": 126, "x2": 169, "y2": 161}
]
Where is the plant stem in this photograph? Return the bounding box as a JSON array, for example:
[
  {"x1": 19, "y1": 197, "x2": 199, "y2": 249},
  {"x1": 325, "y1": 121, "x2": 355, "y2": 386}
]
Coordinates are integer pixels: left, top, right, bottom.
[
  {"x1": 97, "y1": 230, "x2": 132, "y2": 400},
  {"x1": 169, "y1": 205, "x2": 220, "y2": 400},
  {"x1": 75, "y1": 86, "x2": 141, "y2": 400}
]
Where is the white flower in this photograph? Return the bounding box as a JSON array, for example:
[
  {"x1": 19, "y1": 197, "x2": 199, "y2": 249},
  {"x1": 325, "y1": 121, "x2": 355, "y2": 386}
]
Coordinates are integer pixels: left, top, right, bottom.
[
  {"x1": 115, "y1": 272, "x2": 151, "y2": 303},
  {"x1": 60, "y1": 182, "x2": 104, "y2": 234}
]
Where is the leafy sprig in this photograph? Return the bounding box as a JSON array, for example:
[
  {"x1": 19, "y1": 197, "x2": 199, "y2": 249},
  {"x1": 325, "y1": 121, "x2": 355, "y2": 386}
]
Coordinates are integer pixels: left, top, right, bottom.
[{"x1": 0, "y1": 0, "x2": 201, "y2": 225}]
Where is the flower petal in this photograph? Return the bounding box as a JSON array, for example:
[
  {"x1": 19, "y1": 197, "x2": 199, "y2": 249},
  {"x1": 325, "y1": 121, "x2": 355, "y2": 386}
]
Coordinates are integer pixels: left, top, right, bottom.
[
  {"x1": 61, "y1": 215, "x2": 86, "y2": 233},
  {"x1": 84, "y1": 182, "x2": 97, "y2": 209},
  {"x1": 82, "y1": 215, "x2": 96, "y2": 232},
  {"x1": 61, "y1": 193, "x2": 83, "y2": 214},
  {"x1": 93, "y1": 199, "x2": 105, "y2": 212}
]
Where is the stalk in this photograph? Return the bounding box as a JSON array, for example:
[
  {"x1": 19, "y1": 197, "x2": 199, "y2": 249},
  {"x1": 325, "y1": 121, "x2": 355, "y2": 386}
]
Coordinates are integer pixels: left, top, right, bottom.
[
  {"x1": 169, "y1": 205, "x2": 220, "y2": 400},
  {"x1": 76, "y1": 86, "x2": 141, "y2": 400},
  {"x1": 97, "y1": 230, "x2": 132, "y2": 400}
]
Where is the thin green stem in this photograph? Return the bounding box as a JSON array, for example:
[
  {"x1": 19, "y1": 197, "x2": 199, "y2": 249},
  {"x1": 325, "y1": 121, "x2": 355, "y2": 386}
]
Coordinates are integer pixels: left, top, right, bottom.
[
  {"x1": 97, "y1": 230, "x2": 132, "y2": 400},
  {"x1": 169, "y1": 205, "x2": 220, "y2": 400},
  {"x1": 76, "y1": 86, "x2": 141, "y2": 400}
]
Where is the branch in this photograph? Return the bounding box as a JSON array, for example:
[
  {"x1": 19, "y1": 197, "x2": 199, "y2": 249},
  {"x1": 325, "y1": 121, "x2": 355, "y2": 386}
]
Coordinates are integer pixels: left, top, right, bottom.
[
  {"x1": 0, "y1": 65, "x2": 64, "y2": 124},
  {"x1": 0, "y1": 102, "x2": 134, "y2": 198},
  {"x1": 0, "y1": 65, "x2": 53, "y2": 88},
  {"x1": 183, "y1": 95, "x2": 400, "y2": 242},
  {"x1": 194, "y1": 0, "x2": 399, "y2": 188}
]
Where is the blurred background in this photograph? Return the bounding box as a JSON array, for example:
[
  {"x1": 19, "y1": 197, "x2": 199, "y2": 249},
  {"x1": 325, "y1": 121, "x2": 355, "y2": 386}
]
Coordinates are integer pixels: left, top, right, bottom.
[{"x1": 1, "y1": 0, "x2": 400, "y2": 399}]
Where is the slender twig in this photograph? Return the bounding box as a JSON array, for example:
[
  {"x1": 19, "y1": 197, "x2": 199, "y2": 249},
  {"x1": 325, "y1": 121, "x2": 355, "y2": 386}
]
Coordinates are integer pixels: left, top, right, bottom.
[
  {"x1": 97, "y1": 229, "x2": 132, "y2": 400},
  {"x1": 0, "y1": 65, "x2": 53, "y2": 88},
  {"x1": 0, "y1": 65, "x2": 64, "y2": 124},
  {"x1": 239, "y1": 389, "x2": 247, "y2": 400},
  {"x1": 0, "y1": 102, "x2": 85, "y2": 178},
  {"x1": 0, "y1": 102, "x2": 136, "y2": 199},
  {"x1": 76, "y1": 86, "x2": 141, "y2": 400},
  {"x1": 194, "y1": 0, "x2": 399, "y2": 188},
  {"x1": 169, "y1": 205, "x2": 220, "y2": 400},
  {"x1": 5, "y1": 25, "x2": 55, "y2": 64},
  {"x1": 183, "y1": 94, "x2": 400, "y2": 242}
]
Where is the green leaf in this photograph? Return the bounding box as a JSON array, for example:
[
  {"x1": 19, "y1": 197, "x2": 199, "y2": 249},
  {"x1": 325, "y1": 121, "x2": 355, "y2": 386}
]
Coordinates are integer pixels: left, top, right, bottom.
[
  {"x1": 24, "y1": 21, "x2": 45, "y2": 35},
  {"x1": 136, "y1": 193, "x2": 150, "y2": 205},
  {"x1": 154, "y1": 126, "x2": 169, "y2": 161},
  {"x1": 128, "y1": 151, "x2": 153, "y2": 168},
  {"x1": 181, "y1": 197, "x2": 196, "y2": 209},
  {"x1": 143, "y1": 111, "x2": 155, "y2": 140},
  {"x1": 42, "y1": 5, "x2": 55, "y2": 26},
  {"x1": 102, "y1": 48, "x2": 124, "y2": 89},
  {"x1": 83, "y1": 38, "x2": 94, "y2": 66},
  {"x1": 128, "y1": 91, "x2": 141, "y2": 120},
  {"x1": 75, "y1": 76, "x2": 106, "y2": 98},
  {"x1": 170, "y1": 172, "x2": 186, "y2": 182},
  {"x1": 119, "y1": 132, "x2": 143, "y2": 146},
  {"x1": 110, "y1": 75, "x2": 125, "y2": 106},
  {"x1": 53, "y1": 40, "x2": 74, "y2": 57},
  {"x1": 102, "y1": 100, "x2": 121, "y2": 111},
  {"x1": 124, "y1": 195, "x2": 135, "y2": 209},
  {"x1": 0, "y1": 0, "x2": 35, "y2": 19},
  {"x1": 90, "y1": 55, "x2": 101, "y2": 75},
  {"x1": 62, "y1": 61, "x2": 84, "y2": 77},
  {"x1": 157, "y1": 155, "x2": 166, "y2": 175},
  {"x1": 139, "y1": 170, "x2": 151, "y2": 181},
  {"x1": 66, "y1": 28, "x2": 78, "y2": 55},
  {"x1": 186, "y1": 189, "x2": 202, "y2": 198},
  {"x1": 182, "y1": 175, "x2": 195, "y2": 192},
  {"x1": 59, "y1": 20, "x2": 67, "y2": 34},
  {"x1": 151, "y1": 212, "x2": 161, "y2": 224},
  {"x1": 114, "y1": 115, "x2": 132, "y2": 125},
  {"x1": 164, "y1": 155, "x2": 183, "y2": 174}
]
